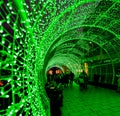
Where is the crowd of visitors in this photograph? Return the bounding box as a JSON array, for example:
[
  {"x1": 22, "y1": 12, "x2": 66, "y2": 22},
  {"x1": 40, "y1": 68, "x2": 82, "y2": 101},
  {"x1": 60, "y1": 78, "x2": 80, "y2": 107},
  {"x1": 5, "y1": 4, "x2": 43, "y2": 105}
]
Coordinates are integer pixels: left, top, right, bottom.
[
  {"x1": 45, "y1": 70, "x2": 120, "y2": 116},
  {"x1": 74, "y1": 71, "x2": 88, "y2": 91},
  {"x1": 46, "y1": 71, "x2": 74, "y2": 88},
  {"x1": 45, "y1": 71, "x2": 74, "y2": 116}
]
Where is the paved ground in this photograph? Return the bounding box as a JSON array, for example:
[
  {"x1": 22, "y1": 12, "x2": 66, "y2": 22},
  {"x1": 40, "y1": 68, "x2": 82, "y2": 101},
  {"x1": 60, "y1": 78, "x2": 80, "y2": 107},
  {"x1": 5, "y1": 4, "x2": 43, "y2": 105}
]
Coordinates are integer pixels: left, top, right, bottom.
[{"x1": 60, "y1": 82, "x2": 120, "y2": 116}]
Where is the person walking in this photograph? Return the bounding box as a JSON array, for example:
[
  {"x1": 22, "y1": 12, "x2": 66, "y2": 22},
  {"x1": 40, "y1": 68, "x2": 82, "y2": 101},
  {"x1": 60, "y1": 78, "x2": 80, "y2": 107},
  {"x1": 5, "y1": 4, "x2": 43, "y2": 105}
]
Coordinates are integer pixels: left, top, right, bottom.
[
  {"x1": 78, "y1": 73, "x2": 84, "y2": 91},
  {"x1": 69, "y1": 72, "x2": 74, "y2": 87}
]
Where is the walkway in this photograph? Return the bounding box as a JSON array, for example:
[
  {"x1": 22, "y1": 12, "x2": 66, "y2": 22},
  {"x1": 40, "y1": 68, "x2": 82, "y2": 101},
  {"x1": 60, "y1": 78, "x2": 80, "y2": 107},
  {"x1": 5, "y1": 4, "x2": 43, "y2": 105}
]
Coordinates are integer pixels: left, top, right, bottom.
[{"x1": 61, "y1": 82, "x2": 120, "y2": 116}]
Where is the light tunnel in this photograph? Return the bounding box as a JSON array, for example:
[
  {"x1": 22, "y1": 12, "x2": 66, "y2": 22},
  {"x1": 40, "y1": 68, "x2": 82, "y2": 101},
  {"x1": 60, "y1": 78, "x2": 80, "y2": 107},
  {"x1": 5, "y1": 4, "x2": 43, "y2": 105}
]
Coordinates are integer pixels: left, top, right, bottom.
[{"x1": 0, "y1": 0, "x2": 120, "y2": 115}]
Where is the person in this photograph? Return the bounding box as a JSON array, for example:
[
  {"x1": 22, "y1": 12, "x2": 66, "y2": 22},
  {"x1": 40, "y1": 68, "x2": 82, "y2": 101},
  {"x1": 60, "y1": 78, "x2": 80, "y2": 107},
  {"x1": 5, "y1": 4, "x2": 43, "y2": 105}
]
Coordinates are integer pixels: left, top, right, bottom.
[
  {"x1": 78, "y1": 73, "x2": 84, "y2": 91},
  {"x1": 81, "y1": 71, "x2": 88, "y2": 89},
  {"x1": 54, "y1": 74, "x2": 61, "y2": 85},
  {"x1": 63, "y1": 72, "x2": 69, "y2": 87},
  {"x1": 69, "y1": 72, "x2": 74, "y2": 87}
]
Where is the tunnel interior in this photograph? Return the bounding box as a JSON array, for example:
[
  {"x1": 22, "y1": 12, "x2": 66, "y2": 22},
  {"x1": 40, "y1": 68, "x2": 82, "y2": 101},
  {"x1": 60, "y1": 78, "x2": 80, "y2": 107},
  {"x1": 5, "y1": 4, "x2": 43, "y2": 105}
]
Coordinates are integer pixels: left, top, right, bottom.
[{"x1": 0, "y1": 0, "x2": 120, "y2": 116}]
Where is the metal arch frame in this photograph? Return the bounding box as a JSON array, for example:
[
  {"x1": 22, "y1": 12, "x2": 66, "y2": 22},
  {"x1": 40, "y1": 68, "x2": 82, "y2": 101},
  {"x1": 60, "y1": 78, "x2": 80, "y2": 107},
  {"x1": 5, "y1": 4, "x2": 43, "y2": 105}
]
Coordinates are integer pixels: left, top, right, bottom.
[
  {"x1": 46, "y1": 64, "x2": 65, "y2": 73},
  {"x1": 46, "y1": 56, "x2": 80, "y2": 77},
  {"x1": 43, "y1": 34, "x2": 118, "y2": 85},
  {"x1": 37, "y1": 0, "x2": 119, "y2": 59},
  {"x1": 37, "y1": 0, "x2": 101, "y2": 77},
  {"x1": 40, "y1": 23, "x2": 120, "y2": 80},
  {"x1": 45, "y1": 30, "x2": 116, "y2": 84},
  {"x1": 14, "y1": 0, "x2": 120, "y2": 84}
]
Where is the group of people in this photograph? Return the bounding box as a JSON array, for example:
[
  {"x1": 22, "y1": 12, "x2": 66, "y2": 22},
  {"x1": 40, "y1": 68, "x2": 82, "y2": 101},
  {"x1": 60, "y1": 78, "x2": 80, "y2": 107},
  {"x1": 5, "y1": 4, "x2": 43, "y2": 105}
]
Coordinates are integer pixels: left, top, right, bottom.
[
  {"x1": 77, "y1": 71, "x2": 88, "y2": 91},
  {"x1": 47, "y1": 71, "x2": 74, "y2": 88},
  {"x1": 45, "y1": 70, "x2": 120, "y2": 116},
  {"x1": 60, "y1": 72, "x2": 74, "y2": 87}
]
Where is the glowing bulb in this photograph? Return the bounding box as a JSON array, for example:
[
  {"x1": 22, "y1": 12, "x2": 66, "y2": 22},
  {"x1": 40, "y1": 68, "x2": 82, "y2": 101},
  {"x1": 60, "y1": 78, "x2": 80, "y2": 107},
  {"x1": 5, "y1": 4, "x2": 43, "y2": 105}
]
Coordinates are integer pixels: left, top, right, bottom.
[
  {"x1": 14, "y1": 61, "x2": 16, "y2": 64},
  {"x1": 7, "y1": 20, "x2": 10, "y2": 24},
  {"x1": 8, "y1": 50, "x2": 11, "y2": 53},
  {"x1": 8, "y1": 45, "x2": 11, "y2": 48},
  {"x1": 2, "y1": 41, "x2": 5, "y2": 44},
  {"x1": 6, "y1": 64, "x2": 9, "y2": 66},
  {"x1": 20, "y1": 104, "x2": 23, "y2": 108},
  {"x1": 15, "y1": 110, "x2": 18, "y2": 113},
  {"x1": 0, "y1": 30, "x2": 3, "y2": 33},
  {"x1": 22, "y1": 99, "x2": 25, "y2": 102},
  {"x1": 6, "y1": 95, "x2": 9, "y2": 98},
  {"x1": 14, "y1": 55, "x2": 17, "y2": 58},
  {"x1": 9, "y1": 6, "x2": 12, "y2": 10},
  {"x1": 8, "y1": 79, "x2": 11, "y2": 82},
  {"x1": 8, "y1": 106, "x2": 10, "y2": 108}
]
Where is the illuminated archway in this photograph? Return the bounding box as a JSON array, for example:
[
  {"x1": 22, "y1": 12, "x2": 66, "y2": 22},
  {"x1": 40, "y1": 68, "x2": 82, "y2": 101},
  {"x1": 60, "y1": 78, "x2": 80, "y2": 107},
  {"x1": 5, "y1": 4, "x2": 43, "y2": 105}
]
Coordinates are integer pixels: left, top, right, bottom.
[{"x1": 1, "y1": 0, "x2": 120, "y2": 116}]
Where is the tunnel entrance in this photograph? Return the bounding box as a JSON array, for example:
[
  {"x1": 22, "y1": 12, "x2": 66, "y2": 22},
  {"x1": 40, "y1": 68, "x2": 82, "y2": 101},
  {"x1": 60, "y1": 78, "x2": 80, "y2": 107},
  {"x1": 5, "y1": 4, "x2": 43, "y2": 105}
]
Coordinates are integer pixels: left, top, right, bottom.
[{"x1": 46, "y1": 67, "x2": 63, "y2": 82}]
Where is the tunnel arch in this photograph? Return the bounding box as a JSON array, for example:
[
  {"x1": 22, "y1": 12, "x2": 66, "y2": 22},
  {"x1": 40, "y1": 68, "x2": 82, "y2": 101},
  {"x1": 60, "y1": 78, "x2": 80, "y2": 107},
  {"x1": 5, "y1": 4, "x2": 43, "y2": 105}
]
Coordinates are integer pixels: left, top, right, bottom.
[
  {"x1": 38, "y1": 1, "x2": 120, "y2": 58},
  {"x1": 38, "y1": 0, "x2": 120, "y2": 80},
  {"x1": 43, "y1": 25, "x2": 118, "y2": 82},
  {"x1": 46, "y1": 65, "x2": 65, "y2": 76},
  {"x1": 45, "y1": 38, "x2": 115, "y2": 80},
  {"x1": 46, "y1": 53, "x2": 85, "y2": 73}
]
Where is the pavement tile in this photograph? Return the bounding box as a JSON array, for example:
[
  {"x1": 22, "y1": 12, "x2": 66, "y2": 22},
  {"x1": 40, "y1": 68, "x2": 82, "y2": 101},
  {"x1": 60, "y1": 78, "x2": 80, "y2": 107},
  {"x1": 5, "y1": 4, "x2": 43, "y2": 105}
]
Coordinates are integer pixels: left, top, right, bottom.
[
  {"x1": 110, "y1": 107, "x2": 120, "y2": 112},
  {"x1": 61, "y1": 82, "x2": 120, "y2": 116}
]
